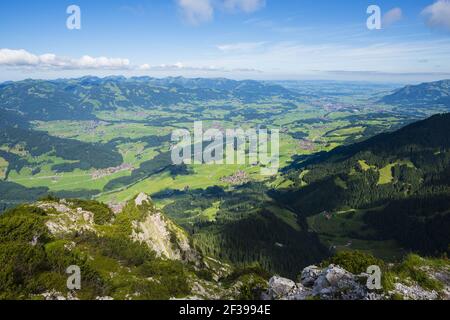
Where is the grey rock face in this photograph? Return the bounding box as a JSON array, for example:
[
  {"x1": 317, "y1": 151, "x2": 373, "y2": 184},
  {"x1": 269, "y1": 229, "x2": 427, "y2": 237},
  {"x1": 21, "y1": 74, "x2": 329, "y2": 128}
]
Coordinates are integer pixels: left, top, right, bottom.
[
  {"x1": 264, "y1": 265, "x2": 380, "y2": 300},
  {"x1": 266, "y1": 276, "x2": 297, "y2": 299},
  {"x1": 300, "y1": 265, "x2": 321, "y2": 287},
  {"x1": 392, "y1": 283, "x2": 439, "y2": 300},
  {"x1": 313, "y1": 265, "x2": 368, "y2": 300},
  {"x1": 264, "y1": 263, "x2": 449, "y2": 300}
]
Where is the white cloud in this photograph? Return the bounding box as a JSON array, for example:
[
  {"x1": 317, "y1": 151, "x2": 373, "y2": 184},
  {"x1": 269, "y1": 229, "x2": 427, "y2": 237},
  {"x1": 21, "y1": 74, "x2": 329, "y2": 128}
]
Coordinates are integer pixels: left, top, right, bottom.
[
  {"x1": 144, "y1": 62, "x2": 186, "y2": 70},
  {"x1": 217, "y1": 41, "x2": 266, "y2": 53},
  {"x1": 0, "y1": 49, "x2": 40, "y2": 66},
  {"x1": 422, "y1": 0, "x2": 450, "y2": 31},
  {"x1": 138, "y1": 61, "x2": 260, "y2": 73},
  {"x1": 0, "y1": 49, "x2": 261, "y2": 75},
  {"x1": 177, "y1": 0, "x2": 214, "y2": 25},
  {"x1": 73, "y1": 56, "x2": 130, "y2": 69},
  {"x1": 0, "y1": 49, "x2": 130, "y2": 69},
  {"x1": 222, "y1": 0, "x2": 265, "y2": 13},
  {"x1": 138, "y1": 63, "x2": 151, "y2": 70},
  {"x1": 183, "y1": 39, "x2": 450, "y2": 80},
  {"x1": 383, "y1": 8, "x2": 402, "y2": 27},
  {"x1": 4, "y1": 38, "x2": 450, "y2": 82}
]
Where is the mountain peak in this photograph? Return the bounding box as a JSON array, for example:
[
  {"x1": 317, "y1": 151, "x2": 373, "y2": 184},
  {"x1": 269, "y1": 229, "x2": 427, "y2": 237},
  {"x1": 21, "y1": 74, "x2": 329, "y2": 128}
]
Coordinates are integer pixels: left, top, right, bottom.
[
  {"x1": 135, "y1": 192, "x2": 151, "y2": 206},
  {"x1": 381, "y1": 79, "x2": 450, "y2": 106}
]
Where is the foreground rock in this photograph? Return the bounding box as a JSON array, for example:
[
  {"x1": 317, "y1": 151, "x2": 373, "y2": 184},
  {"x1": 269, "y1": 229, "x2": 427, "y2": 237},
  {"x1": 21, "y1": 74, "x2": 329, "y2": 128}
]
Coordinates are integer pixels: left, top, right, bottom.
[
  {"x1": 263, "y1": 263, "x2": 449, "y2": 300},
  {"x1": 263, "y1": 265, "x2": 377, "y2": 300}
]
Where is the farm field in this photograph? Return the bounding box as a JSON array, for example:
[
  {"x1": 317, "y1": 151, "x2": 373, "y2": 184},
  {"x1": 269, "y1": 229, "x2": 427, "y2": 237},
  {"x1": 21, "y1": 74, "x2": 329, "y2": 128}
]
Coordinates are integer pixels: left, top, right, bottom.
[{"x1": 6, "y1": 88, "x2": 420, "y2": 207}]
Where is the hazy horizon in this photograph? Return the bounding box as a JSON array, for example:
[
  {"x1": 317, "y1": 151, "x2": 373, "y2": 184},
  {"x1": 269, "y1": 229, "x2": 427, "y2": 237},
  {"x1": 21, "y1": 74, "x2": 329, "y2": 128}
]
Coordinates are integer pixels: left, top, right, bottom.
[
  {"x1": 0, "y1": 73, "x2": 442, "y2": 87},
  {"x1": 1, "y1": 0, "x2": 450, "y2": 83}
]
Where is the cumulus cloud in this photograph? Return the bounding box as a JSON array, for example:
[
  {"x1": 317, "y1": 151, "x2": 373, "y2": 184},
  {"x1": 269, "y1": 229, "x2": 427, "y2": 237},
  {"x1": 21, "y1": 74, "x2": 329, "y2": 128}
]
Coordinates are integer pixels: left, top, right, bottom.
[
  {"x1": 0, "y1": 49, "x2": 130, "y2": 69},
  {"x1": 422, "y1": 0, "x2": 450, "y2": 31},
  {"x1": 73, "y1": 56, "x2": 130, "y2": 69},
  {"x1": 0, "y1": 49, "x2": 260, "y2": 75},
  {"x1": 177, "y1": 0, "x2": 214, "y2": 25},
  {"x1": 222, "y1": 0, "x2": 266, "y2": 13},
  {"x1": 383, "y1": 8, "x2": 402, "y2": 27},
  {"x1": 0, "y1": 49, "x2": 40, "y2": 66}
]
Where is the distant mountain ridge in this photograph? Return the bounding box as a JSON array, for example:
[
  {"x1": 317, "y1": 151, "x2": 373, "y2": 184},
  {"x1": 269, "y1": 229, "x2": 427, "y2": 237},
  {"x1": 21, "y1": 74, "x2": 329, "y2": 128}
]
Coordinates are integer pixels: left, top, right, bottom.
[
  {"x1": 381, "y1": 79, "x2": 450, "y2": 106},
  {"x1": 0, "y1": 76, "x2": 301, "y2": 121}
]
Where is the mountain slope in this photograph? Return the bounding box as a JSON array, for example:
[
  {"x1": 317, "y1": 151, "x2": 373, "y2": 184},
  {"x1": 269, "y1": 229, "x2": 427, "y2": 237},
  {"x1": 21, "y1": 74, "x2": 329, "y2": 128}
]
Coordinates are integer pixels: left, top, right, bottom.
[
  {"x1": 2, "y1": 192, "x2": 447, "y2": 300},
  {"x1": 0, "y1": 125, "x2": 123, "y2": 176},
  {"x1": 276, "y1": 113, "x2": 450, "y2": 256},
  {"x1": 381, "y1": 80, "x2": 450, "y2": 106},
  {"x1": 0, "y1": 193, "x2": 269, "y2": 300},
  {"x1": 0, "y1": 77, "x2": 301, "y2": 121}
]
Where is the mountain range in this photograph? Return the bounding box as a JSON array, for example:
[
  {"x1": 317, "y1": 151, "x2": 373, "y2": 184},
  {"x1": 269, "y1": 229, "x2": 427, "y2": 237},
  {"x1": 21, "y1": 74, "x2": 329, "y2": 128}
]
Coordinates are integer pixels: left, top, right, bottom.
[{"x1": 0, "y1": 76, "x2": 301, "y2": 121}]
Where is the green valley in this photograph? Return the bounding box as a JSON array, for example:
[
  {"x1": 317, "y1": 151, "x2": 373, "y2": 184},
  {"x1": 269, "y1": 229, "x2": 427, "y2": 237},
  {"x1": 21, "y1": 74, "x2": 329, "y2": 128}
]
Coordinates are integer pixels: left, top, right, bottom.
[{"x1": 1, "y1": 77, "x2": 449, "y2": 297}]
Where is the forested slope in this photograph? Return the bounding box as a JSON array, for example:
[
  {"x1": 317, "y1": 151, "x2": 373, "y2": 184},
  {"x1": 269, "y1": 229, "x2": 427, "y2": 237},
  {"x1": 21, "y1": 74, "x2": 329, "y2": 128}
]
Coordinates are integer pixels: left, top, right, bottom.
[{"x1": 276, "y1": 113, "x2": 450, "y2": 256}]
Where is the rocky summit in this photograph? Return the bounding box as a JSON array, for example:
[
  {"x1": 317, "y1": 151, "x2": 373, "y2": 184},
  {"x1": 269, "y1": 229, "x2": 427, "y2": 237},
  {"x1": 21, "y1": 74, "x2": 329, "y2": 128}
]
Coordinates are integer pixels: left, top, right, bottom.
[{"x1": 263, "y1": 261, "x2": 450, "y2": 300}]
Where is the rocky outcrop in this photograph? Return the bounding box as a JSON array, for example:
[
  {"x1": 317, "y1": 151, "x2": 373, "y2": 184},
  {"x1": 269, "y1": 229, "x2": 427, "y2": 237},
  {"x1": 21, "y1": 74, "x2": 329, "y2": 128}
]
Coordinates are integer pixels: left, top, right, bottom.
[
  {"x1": 41, "y1": 290, "x2": 79, "y2": 300},
  {"x1": 266, "y1": 276, "x2": 297, "y2": 299},
  {"x1": 131, "y1": 212, "x2": 193, "y2": 261},
  {"x1": 263, "y1": 265, "x2": 378, "y2": 300},
  {"x1": 130, "y1": 193, "x2": 201, "y2": 264},
  {"x1": 431, "y1": 269, "x2": 450, "y2": 300},
  {"x1": 264, "y1": 263, "x2": 450, "y2": 300},
  {"x1": 134, "y1": 192, "x2": 149, "y2": 206},
  {"x1": 311, "y1": 265, "x2": 372, "y2": 300},
  {"x1": 39, "y1": 201, "x2": 96, "y2": 236},
  {"x1": 392, "y1": 283, "x2": 439, "y2": 300},
  {"x1": 300, "y1": 266, "x2": 321, "y2": 287}
]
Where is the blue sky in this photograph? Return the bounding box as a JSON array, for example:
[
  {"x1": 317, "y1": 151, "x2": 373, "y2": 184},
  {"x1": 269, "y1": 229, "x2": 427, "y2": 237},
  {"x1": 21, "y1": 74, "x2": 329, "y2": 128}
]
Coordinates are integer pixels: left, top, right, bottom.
[{"x1": 1, "y1": 0, "x2": 450, "y2": 82}]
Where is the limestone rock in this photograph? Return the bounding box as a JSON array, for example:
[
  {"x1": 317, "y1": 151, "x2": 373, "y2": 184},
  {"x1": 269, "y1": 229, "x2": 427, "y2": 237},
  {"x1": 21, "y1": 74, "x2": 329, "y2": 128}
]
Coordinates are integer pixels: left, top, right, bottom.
[
  {"x1": 39, "y1": 202, "x2": 96, "y2": 236},
  {"x1": 312, "y1": 265, "x2": 368, "y2": 300},
  {"x1": 135, "y1": 192, "x2": 150, "y2": 206},
  {"x1": 266, "y1": 276, "x2": 297, "y2": 299},
  {"x1": 392, "y1": 283, "x2": 439, "y2": 300},
  {"x1": 264, "y1": 265, "x2": 380, "y2": 300},
  {"x1": 300, "y1": 265, "x2": 321, "y2": 287},
  {"x1": 130, "y1": 205, "x2": 200, "y2": 264},
  {"x1": 96, "y1": 296, "x2": 114, "y2": 300},
  {"x1": 42, "y1": 290, "x2": 79, "y2": 300}
]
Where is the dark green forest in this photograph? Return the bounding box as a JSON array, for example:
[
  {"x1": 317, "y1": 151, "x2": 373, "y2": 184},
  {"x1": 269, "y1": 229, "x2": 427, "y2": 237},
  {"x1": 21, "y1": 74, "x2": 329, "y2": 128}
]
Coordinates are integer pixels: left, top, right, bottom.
[{"x1": 275, "y1": 113, "x2": 450, "y2": 257}]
